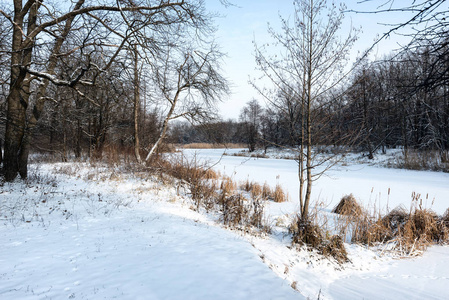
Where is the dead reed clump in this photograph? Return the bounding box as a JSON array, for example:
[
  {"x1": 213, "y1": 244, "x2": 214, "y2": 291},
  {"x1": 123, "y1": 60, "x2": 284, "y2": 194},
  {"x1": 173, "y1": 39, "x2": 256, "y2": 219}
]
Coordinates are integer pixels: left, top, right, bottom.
[
  {"x1": 220, "y1": 177, "x2": 235, "y2": 192},
  {"x1": 382, "y1": 206, "x2": 409, "y2": 233},
  {"x1": 203, "y1": 168, "x2": 220, "y2": 180},
  {"x1": 351, "y1": 203, "x2": 449, "y2": 254},
  {"x1": 290, "y1": 214, "x2": 348, "y2": 262},
  {"x1": 352, "y1": 215, "x2": 391, "y2": 246},
  {"x1": 250, "y1": 182, "x2": 262, "y2": 199},
  {"x1": 332, "y1": 194, "x2": 363, "y2": 217},
  {"x1": 261, "y1": 182, "x2": 273, "y2": 200},
  {"x1": 290, "y1": 215, "x2": 324, "y2": 248},
  {"x1": 220, "y1": 194, "x2": 247, "y2": 227},
  {"x1": 403, "y1": 209, "x2": 442, "y2": 247},
  {"x1": 240, "y1": 179, "x2": 253, "y2": 192},
  {"x1": 321, "y1": 235, "x2": 349, "y2": 264},
  {"x1": 273, "y1": 184, "x2": 287, "y2": 203}
]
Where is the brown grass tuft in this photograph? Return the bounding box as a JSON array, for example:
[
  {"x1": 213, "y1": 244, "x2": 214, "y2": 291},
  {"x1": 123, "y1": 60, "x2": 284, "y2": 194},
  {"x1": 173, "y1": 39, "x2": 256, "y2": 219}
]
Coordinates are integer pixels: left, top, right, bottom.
[
  {"x1": 321, "y1": 235, "x2": 349, "y2": 263},
  {"x1": 250, "y1": 182, "x2": 263, "y2": 199},
  {"x1": 220, "y1": 178, "x2": 236, "y2": 196},
  {"x1": 262, "y1": 182, "x2": 273, "y2": 200},
  {"x1": 273, "y1": 184, "x2": 287, "y2": 203},
  {"x1": 241, "y1": 179, "x2": 253, "y2": 192},
  {"x1": 332, "y1": 194, "x2": 363, "y2": 217},
  {"x1": 290, "y1": 214, "x2": 348, "y2": 262},
  {"x1": 290, "y1": 215, "x2": 324, "y2": 248}
]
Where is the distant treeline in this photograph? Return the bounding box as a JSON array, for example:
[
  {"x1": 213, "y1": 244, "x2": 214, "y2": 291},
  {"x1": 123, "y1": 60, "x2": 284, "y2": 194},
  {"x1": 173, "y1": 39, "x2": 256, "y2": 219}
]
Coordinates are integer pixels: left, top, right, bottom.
[{"x1": 171, "y1": 46, "x2": 449, "y2": 160}]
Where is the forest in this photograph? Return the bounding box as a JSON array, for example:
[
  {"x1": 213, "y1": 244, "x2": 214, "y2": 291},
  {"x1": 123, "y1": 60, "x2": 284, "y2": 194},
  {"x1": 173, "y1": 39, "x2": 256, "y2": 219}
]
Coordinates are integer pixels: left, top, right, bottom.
[{"x1": 0, "y1": 0, "x2": 448, "y2": 179}]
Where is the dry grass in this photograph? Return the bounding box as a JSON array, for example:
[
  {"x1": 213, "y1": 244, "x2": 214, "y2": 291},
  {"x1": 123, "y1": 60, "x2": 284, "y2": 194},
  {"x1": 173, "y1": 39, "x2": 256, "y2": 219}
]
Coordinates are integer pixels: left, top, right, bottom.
[
  {"x1": 290, "y1": 215, "x2": 325, "y2": 248},
  {"x1": 220, "y1": 178, "x2": 236, "y2": 196},
  {"x1": 349, "y1": 202, "x2": 449, "y2": 255},
  {"x1": 178, "y1": 143, "x2": 246, "y2": 149},
  {"x1": 148, "y1": 155, "x2": 271, "y2": 234},
  {"x1": 262, "y1": 183, "x2": 273, "y2": 200},
  {"x1": 250, "y1": 182, "x2": 262, "y2": 199},
  {"x1": 219, "y1": 193, "x2": 247, "y2": 227},
  {"x1": 332, "y1": 194, "x2": 363, "y2": 217},
  {"x1": 240, "y1": 179, "x2": 253, "y2": 192},
  {"x1": 321, "y1": 235, "x2": 349, "y2": 263},
  {"x1": 231, "y1": 152, "x2": 269, "y2": 159},
  {"x1": 290, "y1": 214, "x2": 348, "y2": 263},
  {"x1": 273, "y1": 184, "x2": 287, "y2": 203}
]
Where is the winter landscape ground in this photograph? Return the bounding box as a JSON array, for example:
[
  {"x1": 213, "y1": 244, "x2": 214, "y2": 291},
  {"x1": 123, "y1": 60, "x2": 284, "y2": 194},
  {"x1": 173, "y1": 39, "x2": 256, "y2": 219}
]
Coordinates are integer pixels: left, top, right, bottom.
[{"x1": 1, "y1": 149, "x2": 448, "y2": 299}]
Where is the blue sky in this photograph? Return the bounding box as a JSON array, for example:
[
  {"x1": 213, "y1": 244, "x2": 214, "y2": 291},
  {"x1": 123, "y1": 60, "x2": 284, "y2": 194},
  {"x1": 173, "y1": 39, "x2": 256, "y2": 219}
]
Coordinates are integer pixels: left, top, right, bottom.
[{"x1": 206, "y1": 0, "x2": 416, "y2": 119}]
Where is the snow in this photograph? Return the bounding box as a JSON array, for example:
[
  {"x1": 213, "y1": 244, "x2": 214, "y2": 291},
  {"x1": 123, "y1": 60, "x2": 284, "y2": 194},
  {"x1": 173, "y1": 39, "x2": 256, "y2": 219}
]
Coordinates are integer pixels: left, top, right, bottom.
[
  {"x1": 328, "y1": 246, "x2": 449, "y2": 300},
  {"x1": 0, "y1": 164, "x2": 299, "y2": 299},
  {"x1": 1, "y1": 151, "x2": 449, "y2": 299},
  {"x1": 184, "y1": 148, "x2": 449, "y2": 215}
]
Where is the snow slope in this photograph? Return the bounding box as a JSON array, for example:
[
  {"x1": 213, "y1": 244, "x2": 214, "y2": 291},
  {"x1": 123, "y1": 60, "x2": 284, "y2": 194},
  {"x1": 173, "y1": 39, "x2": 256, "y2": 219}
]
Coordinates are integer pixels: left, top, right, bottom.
[
  {"x1": 180, "y1": 148, "x2": 449, "y2": 299},
  {"x1": 0, "y1": 164, "x2": 300, "y2": 300}
]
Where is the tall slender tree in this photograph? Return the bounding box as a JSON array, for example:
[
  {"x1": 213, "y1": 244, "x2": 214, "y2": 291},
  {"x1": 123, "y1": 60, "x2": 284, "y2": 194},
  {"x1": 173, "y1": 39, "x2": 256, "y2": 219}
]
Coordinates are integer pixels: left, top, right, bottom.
[{"x1": 253, "y1": 0, "x2": 358, "y2": 219}]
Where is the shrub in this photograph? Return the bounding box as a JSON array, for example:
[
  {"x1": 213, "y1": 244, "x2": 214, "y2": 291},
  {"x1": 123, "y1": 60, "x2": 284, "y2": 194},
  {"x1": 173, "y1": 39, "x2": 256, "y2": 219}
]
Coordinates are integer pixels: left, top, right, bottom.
[
  {"x1": 321, "y1": 235, "x2": 349, "y2": 264},
  {"x1": 220, "y1": 193, "x2": 247, "y2": 227},
  {"x1": 290, "y1": 214, "x2": 348, "y2": 263}
]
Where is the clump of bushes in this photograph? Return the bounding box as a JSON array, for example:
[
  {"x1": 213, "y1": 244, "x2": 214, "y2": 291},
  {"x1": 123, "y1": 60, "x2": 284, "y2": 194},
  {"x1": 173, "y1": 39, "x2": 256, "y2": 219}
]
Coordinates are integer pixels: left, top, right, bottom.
[
  {"x1": 332, "y1": 192, "x2": 449, "y2": 256},
  {"x1": 292, "y1": 193, "x2": 449, "y2": 262},
  {"x1": 290, "y1": 214, "x2": 349, "y2": 264},
  {"x1": 154, "y1": 155, "x2": 276, "y2": 234}
]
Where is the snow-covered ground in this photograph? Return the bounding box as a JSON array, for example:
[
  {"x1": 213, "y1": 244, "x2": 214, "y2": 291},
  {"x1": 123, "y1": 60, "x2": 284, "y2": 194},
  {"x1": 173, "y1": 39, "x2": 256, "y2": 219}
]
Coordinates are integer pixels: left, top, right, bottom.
[
  {"x1": 1, "y1": 151, "x2": 448, "y2": 299},
  {"x1": 0, "y1": 163, "x2": 299, "y2": 299}
]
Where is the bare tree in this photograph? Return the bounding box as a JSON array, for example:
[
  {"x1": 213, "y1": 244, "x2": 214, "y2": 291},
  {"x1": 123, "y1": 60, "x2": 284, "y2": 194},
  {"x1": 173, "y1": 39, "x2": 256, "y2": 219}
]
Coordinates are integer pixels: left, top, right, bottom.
[
  {"x1": 239, "y1": 99, "x2": 263, "y2": 152},
  {"x1": 144, "y1": 42, "x2": 228, "y2": 161},
  {"x1": 353, "y1": 0, "x2": 448, "y2": 87},
  {"x1": 253, "y1": 0, "x2": 358, "y2": 219},
  {"x1": 0, "y1": 0, "x2": 211, "y2": 181}
]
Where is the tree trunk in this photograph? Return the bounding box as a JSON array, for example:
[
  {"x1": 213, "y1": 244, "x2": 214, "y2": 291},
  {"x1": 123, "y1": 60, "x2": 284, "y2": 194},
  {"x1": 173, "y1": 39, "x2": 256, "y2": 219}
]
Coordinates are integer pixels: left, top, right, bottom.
[
  {"x1": 133, "y1": 45, "x2": 142, "y2": 164},
  {"x1": 3, "y1": 0, "x2": 39, "y2": 180}
]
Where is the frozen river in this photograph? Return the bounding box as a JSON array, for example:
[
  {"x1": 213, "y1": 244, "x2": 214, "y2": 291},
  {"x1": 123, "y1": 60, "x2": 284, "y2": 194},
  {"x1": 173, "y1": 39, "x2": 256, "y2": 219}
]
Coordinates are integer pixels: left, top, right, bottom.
[{"x1": 182, "y1": 148, "x2": 449, "y2": 215}]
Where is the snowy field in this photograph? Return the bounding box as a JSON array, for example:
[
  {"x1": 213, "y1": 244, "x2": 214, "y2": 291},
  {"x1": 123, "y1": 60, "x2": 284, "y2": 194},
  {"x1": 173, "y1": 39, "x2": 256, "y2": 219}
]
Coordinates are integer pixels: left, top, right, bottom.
[{"x1": 1, "y1": 151, "x2": 449, "y2": 299}]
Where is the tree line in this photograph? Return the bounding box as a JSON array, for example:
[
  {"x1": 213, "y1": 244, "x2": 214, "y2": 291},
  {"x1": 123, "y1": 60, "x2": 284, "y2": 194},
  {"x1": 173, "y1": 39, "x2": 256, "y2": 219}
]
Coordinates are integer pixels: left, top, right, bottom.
[{"x1": 0, "y1": 0, "x2": 227, "y2": 181}]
